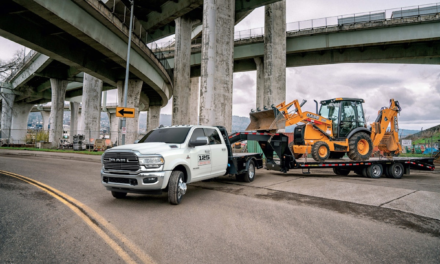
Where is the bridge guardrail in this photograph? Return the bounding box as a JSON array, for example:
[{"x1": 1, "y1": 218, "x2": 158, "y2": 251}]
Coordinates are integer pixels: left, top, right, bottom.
[{"x1": 150, "y1": 2, "x2": 440, "y2": 52}]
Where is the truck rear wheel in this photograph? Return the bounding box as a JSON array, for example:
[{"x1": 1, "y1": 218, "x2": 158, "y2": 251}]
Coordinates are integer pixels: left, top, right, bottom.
[
  {"x1": 348, "y1": 132, "x2": 373, "y2": 161},
  {"x1": 238, "y1": 160, "x2": 256, "y2": 183},
  {"x1": 312, "y1": 141, "x2": 330, "y2": 162},
  {"x1": 387, "y1": 163, "x2": 404, "y2": 179},
  {"x1": 168, "y1": 170, "x2": 187, "y2": 205},
  {"x1": 111, "y1": 191, "x2": 127, "y2": 199},
  {"x1": 367, "y1": 164, "x2": 383, "y2": 179}
]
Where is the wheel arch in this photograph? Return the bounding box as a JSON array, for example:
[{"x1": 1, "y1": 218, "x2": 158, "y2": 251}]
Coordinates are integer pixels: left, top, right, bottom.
[
  {"x1": 347, "y1": 128, "x2": 371, "y2": 139},
  {"x1": 172, "y1": 164, "x2": 191, "y2": 183}
]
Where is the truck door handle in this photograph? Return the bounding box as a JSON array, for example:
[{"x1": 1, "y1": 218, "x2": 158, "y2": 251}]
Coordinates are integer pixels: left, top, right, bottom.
[{"x1": 222, "y1": 148, "x2": 226, "y2": 151}]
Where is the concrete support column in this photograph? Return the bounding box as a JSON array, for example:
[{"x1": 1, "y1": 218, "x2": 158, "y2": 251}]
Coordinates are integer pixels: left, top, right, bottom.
[
  {"x1": 199, "y1": 0, "x2": 235, "y2": 132},
  {"x1": 264, "y1": 0, "x2": 286, "y2": 107},
  {"x1": 11, "y1": 103, "x2": 34, "y2": 143},
  {"x1": 49, "y1": 79, "x2": 68, "y2": 147},
  {"x1": 172, "y1": 15, "x2": 193, "y2": 125},
  {"x1": 254, "y1": 57, "x2": 265, "y2": 109},
  {"x1": 146, "y1": 106, "x2": 161, "y2": 133},
  {"x1": 69, "y1": 102, "x2": 79, "y2": 142},
  {"x1": 117, "y1": 80, "x2": 143, "y2": 144},
  {"x1": 79, "y1": 73, "x2": 103, "y2": 143},
  {"x1": 1, "y1": 91, "x2": 14, "y2": 139},
  {"x1": 41, "y1": 111, "x2": 50, "y2": 131},
  {"x1": 189, "y1": 77, "x2": 200, "y2": 125},
  {"x1": 107, "y1": 112, "x2": 119, "y2": 145}
]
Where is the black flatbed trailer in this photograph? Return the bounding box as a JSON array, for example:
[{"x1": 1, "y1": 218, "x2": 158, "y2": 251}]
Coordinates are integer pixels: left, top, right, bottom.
[{"x1": 228, "y1": 132, "x2": 435, "y2": 178}]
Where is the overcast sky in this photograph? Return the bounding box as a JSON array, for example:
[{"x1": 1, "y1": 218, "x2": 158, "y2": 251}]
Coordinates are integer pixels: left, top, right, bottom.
[{"x1": 1, "y1": 0, "x2": 438, "y2": 130}]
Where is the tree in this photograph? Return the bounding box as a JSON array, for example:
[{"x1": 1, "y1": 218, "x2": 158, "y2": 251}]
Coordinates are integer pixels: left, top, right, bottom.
[{"x1": 0, "y1": 48, "x2": 26, "y2": 81}]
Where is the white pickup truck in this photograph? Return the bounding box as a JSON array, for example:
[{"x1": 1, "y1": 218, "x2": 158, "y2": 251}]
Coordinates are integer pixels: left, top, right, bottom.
[{"x1": 101, "y1": 125, "x2": 263, "y2": 205}]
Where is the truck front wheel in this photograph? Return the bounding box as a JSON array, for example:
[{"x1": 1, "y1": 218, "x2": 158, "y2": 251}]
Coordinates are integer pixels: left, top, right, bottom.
[{"x1": 168, "y1": 170, "x2": 187, "y2": 205}]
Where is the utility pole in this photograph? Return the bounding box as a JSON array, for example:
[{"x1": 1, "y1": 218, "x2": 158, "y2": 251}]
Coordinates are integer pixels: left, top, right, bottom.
[{"x1": 121, "y1": 0, "x2": 134, "y2": 145}]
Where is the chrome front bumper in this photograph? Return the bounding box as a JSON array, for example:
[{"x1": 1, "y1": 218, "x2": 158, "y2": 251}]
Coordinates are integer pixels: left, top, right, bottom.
[{"x1": 101, "y1": 169, "x2": 171, "y2": 192}]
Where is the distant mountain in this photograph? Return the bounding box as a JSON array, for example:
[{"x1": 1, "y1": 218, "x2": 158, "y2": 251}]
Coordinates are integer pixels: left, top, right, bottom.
[
  {"x1": 399, "y1": 129, "x2": 419, "y2": 138},
  {"x1": 404, "y1": 125, "x2": 440, "y2": 139}
]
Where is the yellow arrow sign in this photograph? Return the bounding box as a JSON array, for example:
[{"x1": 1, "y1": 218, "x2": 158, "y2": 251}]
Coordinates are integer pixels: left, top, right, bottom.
[{"x1": 116, "y1": 107, "x2": 135, "y2": 118}]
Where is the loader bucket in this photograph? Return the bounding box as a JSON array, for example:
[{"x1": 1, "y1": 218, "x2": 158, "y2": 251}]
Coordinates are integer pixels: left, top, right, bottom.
[{"x1": 246, "y1": 108, "x2": 286, "y2": 132}]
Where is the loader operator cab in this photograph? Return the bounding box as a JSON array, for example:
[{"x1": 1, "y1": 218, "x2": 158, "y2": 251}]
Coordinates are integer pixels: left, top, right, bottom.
[{"x1": 319, "y1": 98, "x2": 366, "y2": 139}]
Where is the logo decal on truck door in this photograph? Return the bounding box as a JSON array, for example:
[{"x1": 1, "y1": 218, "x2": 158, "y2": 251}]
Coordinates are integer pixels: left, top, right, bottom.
[{"x1": 198, "y1": 154, "x2": 211, "y2": 166}]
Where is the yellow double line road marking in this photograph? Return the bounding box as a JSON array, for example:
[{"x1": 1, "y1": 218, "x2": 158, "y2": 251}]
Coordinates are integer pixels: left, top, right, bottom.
[{"x1": 0, "y1": 170, "x2": 155, "y2": 264}]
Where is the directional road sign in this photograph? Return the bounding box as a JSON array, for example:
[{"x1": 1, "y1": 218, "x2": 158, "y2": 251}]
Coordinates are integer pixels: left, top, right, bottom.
[{"x1": 116, "y1": 107, "x2": 135, "y2": 118}]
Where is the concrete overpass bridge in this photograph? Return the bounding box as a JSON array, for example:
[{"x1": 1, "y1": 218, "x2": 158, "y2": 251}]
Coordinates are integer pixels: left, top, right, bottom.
[{"x1": 164, "y1": 9, "x2": 440, "y2": 74}]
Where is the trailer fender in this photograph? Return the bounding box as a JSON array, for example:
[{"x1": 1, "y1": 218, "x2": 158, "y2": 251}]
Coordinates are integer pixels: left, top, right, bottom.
[{"x1": 347, "y1": 128, "x2": 371, "y2": 139}]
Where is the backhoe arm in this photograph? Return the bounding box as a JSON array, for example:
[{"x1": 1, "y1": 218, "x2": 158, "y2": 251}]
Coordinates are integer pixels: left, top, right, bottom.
[{"x1": 370, "y1": 99, "x2": 402, "y2": 153}]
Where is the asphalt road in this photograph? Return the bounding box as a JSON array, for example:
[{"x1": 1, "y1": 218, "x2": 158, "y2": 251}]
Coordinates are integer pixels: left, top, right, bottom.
[{"x1": 1, "y1": 155, "x2": 439, "y2": 264}]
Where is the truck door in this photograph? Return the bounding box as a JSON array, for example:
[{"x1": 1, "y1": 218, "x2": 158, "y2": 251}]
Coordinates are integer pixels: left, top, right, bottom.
[
  {"x1": 204, "y1": 128, "x2": 228, "y2": 176},
  {"x1": 189, "y1": 128, "x2": 212, "y2": 179}
]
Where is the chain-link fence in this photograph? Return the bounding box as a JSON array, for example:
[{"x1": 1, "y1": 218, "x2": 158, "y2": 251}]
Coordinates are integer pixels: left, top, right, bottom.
[{"x1": 0, "y1": 129, "x2": 147, "y2": 149}]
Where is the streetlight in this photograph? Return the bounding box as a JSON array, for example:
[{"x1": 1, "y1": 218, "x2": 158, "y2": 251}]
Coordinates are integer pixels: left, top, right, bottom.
[{"x1": 121, "y1": 0, "x2": 134, "y2": 145}]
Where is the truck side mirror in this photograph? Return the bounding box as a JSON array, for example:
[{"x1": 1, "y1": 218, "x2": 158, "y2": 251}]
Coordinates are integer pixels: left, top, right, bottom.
[
  {"x1": 134, "y1": 140, "x2": 139, "y2": 144},
  {"x1": 189, "y1": 136, "x2": 209, "y2": 147}
]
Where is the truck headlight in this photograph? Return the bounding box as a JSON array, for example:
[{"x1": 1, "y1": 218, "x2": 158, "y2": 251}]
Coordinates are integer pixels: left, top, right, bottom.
[{"x1": 139, "y1": 156, "x2": 164, "y2": 168}]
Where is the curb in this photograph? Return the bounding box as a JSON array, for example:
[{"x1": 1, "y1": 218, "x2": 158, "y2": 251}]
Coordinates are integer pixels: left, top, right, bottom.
[{"x1": 0, "y1": 151, "x2": 101, "y2": 163}]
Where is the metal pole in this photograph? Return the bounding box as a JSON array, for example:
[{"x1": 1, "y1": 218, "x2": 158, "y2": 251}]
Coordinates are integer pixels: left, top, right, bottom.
[{"x1": 121, "y1": 0, "x2": 135, "y2": 146}]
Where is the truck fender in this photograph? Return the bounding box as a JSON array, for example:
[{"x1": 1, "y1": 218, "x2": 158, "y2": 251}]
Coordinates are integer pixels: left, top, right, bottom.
[
  {"x1": 347, "y1": 128, "x2": 371, "y2": 139},
  {"x1": 168, "y1": 160, "x2": 192, "y2": 183},
  {"x1": 245, "y1": 158, "x2": 256, "y2": 172}
]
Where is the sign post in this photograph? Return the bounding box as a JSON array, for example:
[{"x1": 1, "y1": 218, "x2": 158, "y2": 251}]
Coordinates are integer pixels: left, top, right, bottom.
[{"x1": 121, "y1": 0, "x2": 135, "y2": 145}]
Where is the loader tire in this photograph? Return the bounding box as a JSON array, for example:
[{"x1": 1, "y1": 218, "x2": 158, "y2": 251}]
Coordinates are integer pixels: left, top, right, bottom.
[
  {"x1": 348, "y1": 132, "x2": 373, "y2": 161},
  {"x1": 329, "y1": 152, "x2": 345, "y2": 159},
  {"x1": 311, "y1": 141, "x2": 330, "y2": 162}
]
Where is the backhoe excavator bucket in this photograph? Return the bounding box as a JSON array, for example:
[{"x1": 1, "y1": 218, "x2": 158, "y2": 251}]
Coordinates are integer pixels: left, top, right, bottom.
[{"x1": 246, "y1": 108, "x2": 286, "y2": 132}]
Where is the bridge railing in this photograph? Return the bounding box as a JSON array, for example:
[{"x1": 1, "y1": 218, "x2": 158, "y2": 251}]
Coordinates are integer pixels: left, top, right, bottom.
[
  {"x1": 3, "y1": 49, "x2": 38, "y2": 82},
  {"x1": 149, "y1": 1, "x2": 440, "y2": 50}
]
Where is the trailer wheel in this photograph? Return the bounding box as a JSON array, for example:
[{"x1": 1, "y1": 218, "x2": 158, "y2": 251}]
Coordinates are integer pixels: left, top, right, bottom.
[
  {"x1": 383, "y1": 166, "x2": 391, "y2": 178},
  {"x1": 348, "y1": 132, "x2": 373, "y2": 161},
  {"x1": 111, "y1": 191, "x2": 127, "y2": 199},
  {"x1": 367, "y1": 164, "x2": 383, "y2": 179},
  {"x1": 362, "y1": 167, "x2": 368, "y2": 177},
  {"x1": 240, "y1": 160, "x2": 256, "y2": 183},
  {"x1": 333, "y1": 167, "x2": 350, "y2": 176},
  {"x1": 387, "y1": 163, "x2": 404, "y2": 179},
  {"x1": 168, "y1": 170, "x2": 186, "y2": 205},
  {"x1": 312, "y1": 141, "x2": 330, "y2": 161},
  {"x1": 236, "y1": 174, "x2": 244, "y2": 182}
]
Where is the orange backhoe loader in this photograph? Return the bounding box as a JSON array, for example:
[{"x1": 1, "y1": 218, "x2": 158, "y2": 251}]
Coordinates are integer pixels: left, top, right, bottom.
[{"x1": 247, "y1": 98, "x2": 402, "y2": 161}]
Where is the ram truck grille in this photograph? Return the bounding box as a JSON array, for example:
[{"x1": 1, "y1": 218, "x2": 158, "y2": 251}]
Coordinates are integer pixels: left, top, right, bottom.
[{"x1": 103, "y1": 152, "x2": 139, "y2": 171}]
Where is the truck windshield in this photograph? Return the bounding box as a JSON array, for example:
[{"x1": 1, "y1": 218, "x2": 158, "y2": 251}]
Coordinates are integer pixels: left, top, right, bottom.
[{"x1": 138, "y1": 128, "x2": 191, "y2": 144}]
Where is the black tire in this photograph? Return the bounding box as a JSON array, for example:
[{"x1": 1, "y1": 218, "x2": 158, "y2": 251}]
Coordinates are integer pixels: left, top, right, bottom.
[
  {"x1": 311, "y1": 141, "x2": 330, "y2": 162},
  {"x1": 111, "y1": 191, "x2": 127, "y2": 199},
  {"x1": 333, "y1": 167, "x2": 350, "y2": 176},
  {"x1": 240, "y1": 160, "x2": 256, "y2": 182},
  {"x1": 387, "y1": 163, "x2": 404, "y2": 179},
  {"x1": 348, "y1": 132, "x2": 373, "y2": 161},
  {"x1": 362, "y1": 167, "x2": 368, "y2": 177},
  {"x1": 367, "y1": 164, "x2": 383, "y2": 179},
  {"x1": 168, "y1": 170, "x2": 186, "y2": 205},
  {"x1": 329, "y1": 152, "x2": 345, "y2": 159},
  {"x1": 383, "y1": 166, "x2": 391, "y2": 178}
]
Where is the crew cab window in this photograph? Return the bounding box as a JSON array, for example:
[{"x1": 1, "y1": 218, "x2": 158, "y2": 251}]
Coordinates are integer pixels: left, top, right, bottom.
[
  {"x1": 203, "y1": 128, "x2": 222, "y2": 145},
  {"x1": 138, "y1": 127, "x2": 191, "y2": 144},
  {"x1": 190, "y1": 128, "x2": 205, "y2": 142}
]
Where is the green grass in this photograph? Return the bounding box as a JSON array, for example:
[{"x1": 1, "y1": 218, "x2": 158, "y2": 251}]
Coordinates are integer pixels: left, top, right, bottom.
[
  {"x1": 412, "y1": 132, "x2": 440, "y2": 145},
  {"x1": 0, "y1": 147, "x2": 104, "y2": 155},
  {"x1": 399, "y1": 153, "x2": 434, "y2": 158}
]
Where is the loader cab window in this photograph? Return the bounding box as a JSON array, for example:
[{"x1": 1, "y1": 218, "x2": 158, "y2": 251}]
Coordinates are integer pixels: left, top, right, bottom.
[
  {"x1": 339, "y1": 101, "x2": 357, "y2": 138},
  {"x1": 319, "y1": 102, "x2": 340, "y2": 136},
  {"x1": 356, "y1": 102, "x2": 366, "y2": 128}
]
